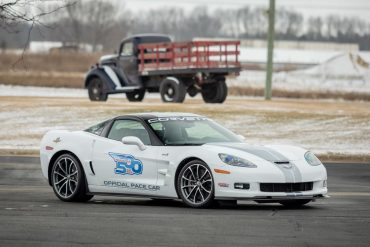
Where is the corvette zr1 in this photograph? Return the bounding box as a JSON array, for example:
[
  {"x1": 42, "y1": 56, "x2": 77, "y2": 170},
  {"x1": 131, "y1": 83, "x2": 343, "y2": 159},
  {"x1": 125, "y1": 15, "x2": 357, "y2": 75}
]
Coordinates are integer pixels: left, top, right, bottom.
[{"x1": 40, "y1": 113, "x2": 328, "y2": 208}]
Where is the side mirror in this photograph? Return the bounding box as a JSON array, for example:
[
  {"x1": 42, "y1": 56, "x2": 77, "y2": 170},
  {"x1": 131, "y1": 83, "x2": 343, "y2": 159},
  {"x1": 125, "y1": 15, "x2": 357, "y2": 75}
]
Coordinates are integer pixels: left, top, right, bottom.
[
  {"x1": 237, "y1": 134, "x2": 246, "y2": 141},
  {"x1": 122, "y1": 136, "x2": 146, "y2": 151}
]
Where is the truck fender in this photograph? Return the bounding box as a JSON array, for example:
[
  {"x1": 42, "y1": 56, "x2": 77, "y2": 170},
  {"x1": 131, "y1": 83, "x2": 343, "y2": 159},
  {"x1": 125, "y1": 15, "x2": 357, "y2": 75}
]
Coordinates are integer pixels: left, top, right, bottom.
[{"x1": 84, "y1": 66, "x2": 122, "y2": 91}]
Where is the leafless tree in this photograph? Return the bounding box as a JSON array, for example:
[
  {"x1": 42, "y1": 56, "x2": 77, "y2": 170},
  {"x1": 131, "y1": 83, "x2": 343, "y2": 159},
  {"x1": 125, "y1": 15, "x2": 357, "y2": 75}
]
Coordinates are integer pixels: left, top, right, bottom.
[
  {"x1": 45, "y1": 0, "x2": 123, "y2": 51},
  {"x1": 0, "y1": 0, "x2": 75, "y2": 65},
  {"x1": 0, "y1": 0, "x2": 75, "y2": 40},
  {"x1": 307, "y1": 17, "x2": 323, "y2": 39}
]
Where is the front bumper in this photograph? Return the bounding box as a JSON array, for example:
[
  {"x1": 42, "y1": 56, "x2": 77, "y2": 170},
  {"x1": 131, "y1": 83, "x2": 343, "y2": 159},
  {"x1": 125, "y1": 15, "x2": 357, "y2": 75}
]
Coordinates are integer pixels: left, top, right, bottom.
[
  {"x1": 214, "y1": 180, "x2": 328, "y2": 201},
  {"x1": 213, "y1": 160, "x2": 328, "y2": 201}
]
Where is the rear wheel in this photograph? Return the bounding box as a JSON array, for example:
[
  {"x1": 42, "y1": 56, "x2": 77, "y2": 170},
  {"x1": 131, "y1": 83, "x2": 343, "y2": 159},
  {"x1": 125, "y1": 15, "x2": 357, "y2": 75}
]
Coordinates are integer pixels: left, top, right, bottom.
[
  {"x1": 160, "y1": 78, "x2": 186, "y2": 103},
  {"x1": 126, "y1": 89, "x2": 145, "y2": 102},
  {"x1": 201, "y1": 77, "x2": 227, "y2": 103},
  {"x1": 279, "y1": 199, "x2": 311, "y2": 207},
  {"x1": 51, "y1": 154, "x2": 93, "y2": 202},
  {"x1": 177, "y1": 160, "x2": 214, "y2": 208},
  {"x1": 88, "y1": 77, "x2": 108, "y2": 101}
]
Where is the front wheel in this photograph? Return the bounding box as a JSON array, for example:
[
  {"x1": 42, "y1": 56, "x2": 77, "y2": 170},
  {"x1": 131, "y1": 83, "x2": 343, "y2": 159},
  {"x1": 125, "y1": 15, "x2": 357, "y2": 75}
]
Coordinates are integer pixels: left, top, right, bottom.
[
  {"x1": 177, "y1": 160, "x2": 214, "y2": 208},
  {"x1": 88, "y1": 77, "x2": 108, "y2": 101},
  {"x1": 279, "y1": 199, "x2": 311, "y2": 208},
  {"x1": 126, "y1": 89, "x2": 145, "y2": 102},
  {"x1": 201, "y1": 78, "x2": 227, "y2": 103},
  {"x1": 51, "y1": 154, "x2": 93, "y2": 202},
  {"x1": 160, "y1": 78, "x2": 186, "y2": 103}
]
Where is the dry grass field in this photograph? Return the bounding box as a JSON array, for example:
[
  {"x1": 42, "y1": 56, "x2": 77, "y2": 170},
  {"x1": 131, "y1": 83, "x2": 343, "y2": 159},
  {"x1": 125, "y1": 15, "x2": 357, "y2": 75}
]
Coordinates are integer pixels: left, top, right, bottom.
[{"x1": 0, "y1": 95, "x2": 369, "y2": 162}]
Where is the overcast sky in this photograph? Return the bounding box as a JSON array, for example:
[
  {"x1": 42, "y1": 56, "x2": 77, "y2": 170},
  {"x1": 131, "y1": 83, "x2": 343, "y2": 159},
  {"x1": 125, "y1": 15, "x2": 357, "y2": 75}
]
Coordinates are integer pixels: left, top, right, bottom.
[{"x1": 123, "y1": 0, "x2": 370, "y2": 23}]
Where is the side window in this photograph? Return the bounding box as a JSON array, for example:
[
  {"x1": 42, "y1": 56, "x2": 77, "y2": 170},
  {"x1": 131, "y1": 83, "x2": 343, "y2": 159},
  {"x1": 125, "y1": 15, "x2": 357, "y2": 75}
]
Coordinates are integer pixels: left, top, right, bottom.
[
  {"x1": 107, "y1": 120, "x2": 151, "y2": 145},
  {"x1": 121, "y1": 42, "x2": 133, "y2": 56},
  {"x1": 85, "y1": 120, "x2": 109, "y2": 136}
]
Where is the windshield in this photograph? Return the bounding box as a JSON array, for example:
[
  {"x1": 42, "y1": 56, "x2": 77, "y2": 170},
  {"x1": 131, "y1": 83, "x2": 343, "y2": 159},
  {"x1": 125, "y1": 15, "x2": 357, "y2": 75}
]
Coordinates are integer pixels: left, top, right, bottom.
[{"x1": 147, "y1": 117, "x2": 242, "y2": 146}]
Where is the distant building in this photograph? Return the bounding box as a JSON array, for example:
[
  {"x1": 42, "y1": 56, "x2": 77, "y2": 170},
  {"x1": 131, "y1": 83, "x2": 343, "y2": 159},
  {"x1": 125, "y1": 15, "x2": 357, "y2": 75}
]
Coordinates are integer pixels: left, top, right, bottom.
[
  {"x1": 240, "y1": 39, "x2": 359, "y2": 52},
  {"x1": 29, "y1": 41, "x2": 103, "y2": 54},
  {"x1": 29, "y1": 41, "x2": 62, "y2": 53}
]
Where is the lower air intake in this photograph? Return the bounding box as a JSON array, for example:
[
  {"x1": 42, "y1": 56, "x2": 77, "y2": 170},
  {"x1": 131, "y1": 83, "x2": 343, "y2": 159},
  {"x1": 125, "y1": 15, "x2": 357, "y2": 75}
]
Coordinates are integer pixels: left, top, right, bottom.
[{"x1": 260, "y1": 182, "x2": 313, "y2": 192}]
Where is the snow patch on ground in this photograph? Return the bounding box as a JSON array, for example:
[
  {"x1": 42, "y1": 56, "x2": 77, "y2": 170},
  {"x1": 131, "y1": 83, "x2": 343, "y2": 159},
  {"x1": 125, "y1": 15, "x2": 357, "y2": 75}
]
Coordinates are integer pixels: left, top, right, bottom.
[
  {"x1": 230, "y1": 52, "x2": 370, "y2": 93},
  {"x1": 0, "y1": 84, "x2": 87, "y2": 97}
]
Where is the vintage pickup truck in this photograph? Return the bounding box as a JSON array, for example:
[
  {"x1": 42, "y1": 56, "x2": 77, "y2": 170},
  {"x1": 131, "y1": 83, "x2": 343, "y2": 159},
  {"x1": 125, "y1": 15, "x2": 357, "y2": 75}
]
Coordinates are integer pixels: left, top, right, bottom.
[{"x1": 85, "y1": 34, "x2": 241, "y2": 103}]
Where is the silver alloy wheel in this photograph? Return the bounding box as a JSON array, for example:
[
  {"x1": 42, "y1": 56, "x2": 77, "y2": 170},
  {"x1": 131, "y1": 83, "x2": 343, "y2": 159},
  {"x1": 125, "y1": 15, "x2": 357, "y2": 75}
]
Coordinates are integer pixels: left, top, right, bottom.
[
  {"x1": 53, "y1": 157, "x2": 79, "y2": 199},
  {"x1": 180, "y1": 163, "x2": 213, "y2": 205}
]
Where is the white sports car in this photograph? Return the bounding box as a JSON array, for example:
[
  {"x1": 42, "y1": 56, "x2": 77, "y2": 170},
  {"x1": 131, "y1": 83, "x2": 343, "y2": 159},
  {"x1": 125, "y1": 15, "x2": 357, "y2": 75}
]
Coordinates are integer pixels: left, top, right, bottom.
[{"x1": 40, "y1": 113, "x2": 328, "y2": 208}]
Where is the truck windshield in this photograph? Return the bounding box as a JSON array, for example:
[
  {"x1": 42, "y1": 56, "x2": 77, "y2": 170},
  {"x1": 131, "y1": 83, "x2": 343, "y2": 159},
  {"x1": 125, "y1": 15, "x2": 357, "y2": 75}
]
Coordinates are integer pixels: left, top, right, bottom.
[{"x1": 147, "y1": 117, "x2": 241, "y2": 146}]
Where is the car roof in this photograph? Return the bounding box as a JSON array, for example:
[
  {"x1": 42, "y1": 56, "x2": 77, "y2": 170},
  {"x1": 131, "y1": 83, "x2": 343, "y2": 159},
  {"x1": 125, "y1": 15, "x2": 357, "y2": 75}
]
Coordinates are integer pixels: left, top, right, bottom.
[{"x1": 116, "y1": 112, "x2": 204, "y2": 120}]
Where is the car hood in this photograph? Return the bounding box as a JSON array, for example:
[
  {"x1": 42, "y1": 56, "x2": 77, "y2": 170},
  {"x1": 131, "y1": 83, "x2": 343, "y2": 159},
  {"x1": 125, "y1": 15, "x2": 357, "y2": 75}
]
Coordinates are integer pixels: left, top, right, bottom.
[{"x1": 205, "y1": 143, "x2": 304, "y2": 162}]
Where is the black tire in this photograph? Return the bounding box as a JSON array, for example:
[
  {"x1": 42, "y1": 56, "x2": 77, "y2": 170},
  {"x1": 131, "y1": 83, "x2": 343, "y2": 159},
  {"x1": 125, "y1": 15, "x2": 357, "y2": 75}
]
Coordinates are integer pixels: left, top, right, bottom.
[
  {"x1": 279, "y1": 199, "x2": 311, "y2": 208},
  {"x1": 177, "y1": 160, "x2": 214, "y2": 208},
  {"x1": 126, "y1": 89, "x2": 145, "y2": 102},
  {"x1": 201, "y1": 78, "x2": 227, "y2": 103},
  {"x1": 160, "y1": 78, "x2": 186, "y2": 103},
  {"x1": 88, "y1": 77, "x2": 108, "y2": 101},
  {"x1": 51, "y1": 153, "x2": 93, "y2": 202}
]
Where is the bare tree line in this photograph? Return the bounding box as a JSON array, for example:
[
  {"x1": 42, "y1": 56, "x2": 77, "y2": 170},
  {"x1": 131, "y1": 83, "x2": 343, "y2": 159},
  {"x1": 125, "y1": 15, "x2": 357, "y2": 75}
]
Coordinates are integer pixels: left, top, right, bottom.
[{"x1": 1, "y1": 0, "x2": 370, "y2": 52}]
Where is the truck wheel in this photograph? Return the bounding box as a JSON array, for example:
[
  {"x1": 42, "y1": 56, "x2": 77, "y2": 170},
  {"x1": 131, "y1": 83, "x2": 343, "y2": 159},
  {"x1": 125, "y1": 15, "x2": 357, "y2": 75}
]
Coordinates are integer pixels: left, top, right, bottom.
[
  {"x1": 160, "y1": 78, "x2": 186, "y2": 103},
  {"x1": 126, "y1": 90, "x2": 145, "y2": 102},
  {"x1": 88, "y1": 78, "x2": 108, "y2": 101},
  {"x1": 201, "y1": 78, "x2": 227, "y2": 103}
]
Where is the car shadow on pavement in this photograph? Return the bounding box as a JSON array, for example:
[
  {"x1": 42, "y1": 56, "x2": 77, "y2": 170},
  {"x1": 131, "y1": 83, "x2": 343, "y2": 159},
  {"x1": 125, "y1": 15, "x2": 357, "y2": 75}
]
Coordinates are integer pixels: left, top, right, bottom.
[{"x1": 87, "y1": 198, "x2": 322, "y2": 211}]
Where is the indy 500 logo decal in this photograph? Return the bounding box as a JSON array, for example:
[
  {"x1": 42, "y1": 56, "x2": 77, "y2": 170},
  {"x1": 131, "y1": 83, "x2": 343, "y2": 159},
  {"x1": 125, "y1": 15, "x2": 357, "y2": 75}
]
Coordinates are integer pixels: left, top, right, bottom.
[{"x1": 108, "y1": 152, "x2": 143, "y2": 175}]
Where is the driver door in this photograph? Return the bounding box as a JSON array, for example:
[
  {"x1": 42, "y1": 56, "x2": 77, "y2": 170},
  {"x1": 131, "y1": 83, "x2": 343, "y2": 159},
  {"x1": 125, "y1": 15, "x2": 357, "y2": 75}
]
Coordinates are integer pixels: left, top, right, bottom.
[
  {"x1": 90, "y1": 119, "x2": 160, "y2": 195},
  {"x1": 117, "y1": 40, "x2": 140, "y2": 85}
]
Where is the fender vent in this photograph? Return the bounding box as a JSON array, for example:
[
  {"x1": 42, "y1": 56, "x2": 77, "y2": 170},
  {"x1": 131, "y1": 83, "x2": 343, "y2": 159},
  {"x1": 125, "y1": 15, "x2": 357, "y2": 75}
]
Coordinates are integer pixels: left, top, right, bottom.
[
  {"x1": 260, "y1": 182, "x2": 313, "y2": 192},
  {"x1": 89, "y1": 161, "x2": 95, "y2": 175},
  {"x1": 274, "y1": 161, "x2": 290, "y2": 164}
]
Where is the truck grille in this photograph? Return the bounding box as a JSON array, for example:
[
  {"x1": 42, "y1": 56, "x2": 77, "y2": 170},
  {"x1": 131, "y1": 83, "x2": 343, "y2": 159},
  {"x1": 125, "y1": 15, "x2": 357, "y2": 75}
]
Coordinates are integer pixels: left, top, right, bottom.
[{"x1": 260, "y1": 182, "x2": 313, "y2": 192}]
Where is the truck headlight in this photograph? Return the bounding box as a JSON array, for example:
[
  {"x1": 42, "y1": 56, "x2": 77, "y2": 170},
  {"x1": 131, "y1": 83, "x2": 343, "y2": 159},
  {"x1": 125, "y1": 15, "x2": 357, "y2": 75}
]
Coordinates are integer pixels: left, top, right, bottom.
[
  {"x1": 218, "y1": 153, "x2": 257, "y2": 168},
  {"x1": 304, "y1": 151, "x2": 322, "y2": 166}
]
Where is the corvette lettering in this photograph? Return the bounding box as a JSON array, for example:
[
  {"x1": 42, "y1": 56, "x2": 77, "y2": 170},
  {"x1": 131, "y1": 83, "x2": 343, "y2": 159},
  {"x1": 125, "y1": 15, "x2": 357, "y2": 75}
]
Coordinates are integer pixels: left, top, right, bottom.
[
  {"x1": 109, "y1": 152, "x2": 143, "y2": 175},
  {"x1": 103, "y1": 181, "x2": 160, "y2": 191},
  {"x1": 147, "y1": 116, "x2": 208, "y2": 123}
]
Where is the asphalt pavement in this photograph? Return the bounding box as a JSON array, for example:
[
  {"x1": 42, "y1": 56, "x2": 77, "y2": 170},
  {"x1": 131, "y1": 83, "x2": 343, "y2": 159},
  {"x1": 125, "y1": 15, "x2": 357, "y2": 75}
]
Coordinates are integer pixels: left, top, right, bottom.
[{"x1": 0, "y1": 156, "x2": 369, "y2": 247}]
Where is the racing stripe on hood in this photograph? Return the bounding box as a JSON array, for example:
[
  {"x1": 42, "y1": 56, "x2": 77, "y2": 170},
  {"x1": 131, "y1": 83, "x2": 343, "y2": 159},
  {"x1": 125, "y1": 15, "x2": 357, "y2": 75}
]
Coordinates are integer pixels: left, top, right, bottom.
[
  {"x1": 209, "y1": 143, "x2": 303, "y2": 182},
  {"x1": 210, "y1": 143, "x2": 288, "y2": 162}
]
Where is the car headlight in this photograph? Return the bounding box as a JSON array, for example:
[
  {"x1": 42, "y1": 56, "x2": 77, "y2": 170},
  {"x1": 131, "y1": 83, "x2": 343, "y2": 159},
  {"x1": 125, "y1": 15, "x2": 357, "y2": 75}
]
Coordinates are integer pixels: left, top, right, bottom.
[
  {"x1": 304, "y1": 151, "x2": 322, "y2": 166},
  {"x1": 218, "y1": 153, "x2": 257, "y2": 168}
]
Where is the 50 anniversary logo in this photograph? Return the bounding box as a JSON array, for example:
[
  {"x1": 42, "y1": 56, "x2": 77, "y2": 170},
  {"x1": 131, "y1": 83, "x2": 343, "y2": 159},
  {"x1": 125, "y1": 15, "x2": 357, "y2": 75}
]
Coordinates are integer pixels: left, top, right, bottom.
[{"x1": 108, "y1": 152, "x2": 143, "y2": 175}]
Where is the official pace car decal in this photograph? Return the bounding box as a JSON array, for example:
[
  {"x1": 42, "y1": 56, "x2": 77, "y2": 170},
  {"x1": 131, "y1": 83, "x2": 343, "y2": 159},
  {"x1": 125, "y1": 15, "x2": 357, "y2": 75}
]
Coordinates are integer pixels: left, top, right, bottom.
[
  {"x1": 108, "y1": 152, "x2": 143, "y2": 175},
  {"x1": 103, "y1": 180, "x2": 160, "y2": 191}
]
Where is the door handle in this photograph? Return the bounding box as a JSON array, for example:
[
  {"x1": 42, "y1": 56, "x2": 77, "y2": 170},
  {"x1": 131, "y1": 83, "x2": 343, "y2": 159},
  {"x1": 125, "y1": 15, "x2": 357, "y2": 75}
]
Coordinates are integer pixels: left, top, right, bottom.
[{"x1": 161, "y1": 153, "x2": 169, "y2": 156}]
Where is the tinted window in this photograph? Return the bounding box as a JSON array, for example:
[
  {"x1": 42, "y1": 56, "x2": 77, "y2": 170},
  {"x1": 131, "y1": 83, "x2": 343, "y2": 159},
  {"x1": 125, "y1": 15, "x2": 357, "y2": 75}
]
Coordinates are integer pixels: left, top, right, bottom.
[
  {"x1": 147, "y1": 117, "x2": 241, "y2": 145},
  {"x1": 108, "y1": 120, "x2": 151, "y2": 145},
  {"x1": 85, "y1": 120, "x2": 110, "y2": 136}
]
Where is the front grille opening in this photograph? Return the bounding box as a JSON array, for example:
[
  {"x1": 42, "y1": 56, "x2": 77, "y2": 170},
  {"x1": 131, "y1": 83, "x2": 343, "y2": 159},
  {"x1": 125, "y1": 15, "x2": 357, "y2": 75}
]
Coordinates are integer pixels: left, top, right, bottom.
[{"x1": 260, "y1": 182, "x2": 313, "y2": 192}]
